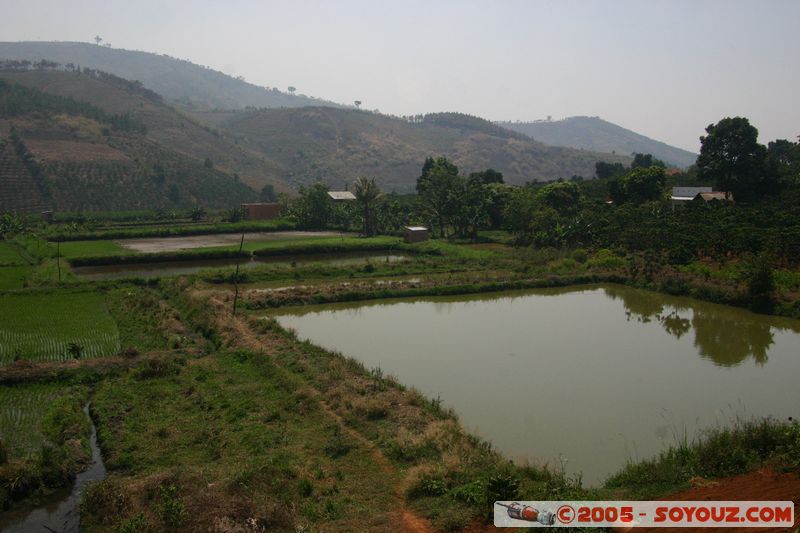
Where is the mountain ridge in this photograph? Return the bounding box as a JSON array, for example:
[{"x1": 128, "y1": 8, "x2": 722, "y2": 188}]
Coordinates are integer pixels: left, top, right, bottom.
[
  {"x1": 499, "y1": 116, "x2": 697, "y2": 168},
  {"x1": 0, "y1": 41, "x2": 343, "y2": 111}
]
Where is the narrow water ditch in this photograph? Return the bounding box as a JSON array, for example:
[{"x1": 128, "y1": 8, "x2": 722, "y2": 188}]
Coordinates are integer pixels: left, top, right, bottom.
[{"x1": 0, "y1": 404, "x2": 106, "y2": 533}]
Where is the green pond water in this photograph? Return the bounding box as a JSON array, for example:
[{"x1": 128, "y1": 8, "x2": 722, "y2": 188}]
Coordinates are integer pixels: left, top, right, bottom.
[{"x1": 273, "y1": 284, "x2": 800, "y2": 485}]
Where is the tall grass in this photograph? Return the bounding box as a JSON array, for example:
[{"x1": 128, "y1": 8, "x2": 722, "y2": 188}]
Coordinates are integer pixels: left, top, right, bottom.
[{"x1": 605, "y1": 417, "x2": 800, "y2": 498}]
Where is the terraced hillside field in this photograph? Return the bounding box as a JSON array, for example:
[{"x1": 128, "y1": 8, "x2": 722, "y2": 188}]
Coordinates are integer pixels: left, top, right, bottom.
[
  {"x1": 0, "y1": 291, "x2": 120, "y2": 365},
  {"x1": 0, "y1": 139, "x2": 50, "y2": 215}
]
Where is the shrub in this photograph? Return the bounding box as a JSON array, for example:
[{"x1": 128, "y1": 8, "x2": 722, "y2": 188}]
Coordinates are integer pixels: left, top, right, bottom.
[
  {"x1": 570, "y1": 248, "x2": 588, "y2": 264},
  {"x1": 42, "y1": 396, "x2": 88, "y2": 444},
  {"x1": 588, "y1": 248, "x2": 627, "y2": 269},
  {"x1": 81, "y1": 479, "x2": 132, "y2": 525},
  {"x1": 158, "y1": 484, "x2": 187, "y2": 531},
  {"x1": 67, "y1": 342, "x2": 84, "y2": 360},
  {"x1": 323, "y1": 426, "x2": 352, "y2": 458},
  {"x1": 133, "y1": 359, "x2": 181, "y2": 380},
  {"x1": 114, "y1": 513, "x2": 148, "y2": 533},
  {"x1": 297, "y1": 477, "x2": 314, "y2": 497}
]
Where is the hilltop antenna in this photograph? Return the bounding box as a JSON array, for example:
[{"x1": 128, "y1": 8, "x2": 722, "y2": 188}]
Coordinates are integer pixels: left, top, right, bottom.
[{"x1": 94, "y1": 35, "x2": 102, "y2": 46}]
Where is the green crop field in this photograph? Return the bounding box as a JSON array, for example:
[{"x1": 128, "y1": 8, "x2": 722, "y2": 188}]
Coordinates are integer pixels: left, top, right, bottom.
[
  {"x1": 0, "y1": 241, "x2": 27, "y2": 266},
  {"x1": 0, "y1": 292, "x2": 120, "y2": 365},
  {"x1": 0, "y1": 383, "x2": 67, "y2": 459},
  {"x1": 0, "y1": 265, "x2": 30, "y2": 290},
  {"x1": 56, "y1": 239, "x2": 129, "y2": 259}
]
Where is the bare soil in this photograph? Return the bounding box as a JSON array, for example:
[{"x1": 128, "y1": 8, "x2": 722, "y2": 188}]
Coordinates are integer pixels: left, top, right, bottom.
[
  {"x1": 26, "y1": 139, "x2": 130, "y2": 162},
  {"x1": 116, "y1": 231, "x2": 346, "y2": 253},
  {"x1": 632, "y1": 468, "x2": 800, "y2": 533}
]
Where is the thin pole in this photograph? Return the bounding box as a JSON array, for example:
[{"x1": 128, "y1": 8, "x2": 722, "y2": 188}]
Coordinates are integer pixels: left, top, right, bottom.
[
  {"x1": 232, "y1": 231, "x2": 245, "y2": 316},
  {"x1": 56, "y1": 240, "x2": 61, "y2": 282}
]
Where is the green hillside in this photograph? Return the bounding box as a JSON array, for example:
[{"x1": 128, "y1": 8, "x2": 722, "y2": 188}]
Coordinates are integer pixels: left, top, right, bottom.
[
  {"x1": 0, "y1": 41, "x2": 342, "y2": 110},
  {"x1": 499, "y1": 116, "x2": 697, "y2": 168}
]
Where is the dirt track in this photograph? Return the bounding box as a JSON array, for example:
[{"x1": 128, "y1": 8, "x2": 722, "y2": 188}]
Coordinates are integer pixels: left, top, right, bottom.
[{"x1": 116, "y1": 231, "x2": 347, "y2": 253}]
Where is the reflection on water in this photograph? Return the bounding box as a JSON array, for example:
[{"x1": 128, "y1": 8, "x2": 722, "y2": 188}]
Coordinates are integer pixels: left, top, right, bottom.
[
  {"x1": 602, "y1": 286, "x2": 800, "y2": 367},
  {"x1": 274, "y1": 284, "x2": 800, "y2": 485}
]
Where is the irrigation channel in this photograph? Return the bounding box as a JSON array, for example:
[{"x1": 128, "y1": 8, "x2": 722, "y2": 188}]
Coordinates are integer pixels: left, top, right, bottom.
[
  {"x1": 273, "y1": 284, "x2": 800, "y2": 485},
  {"x1": 0, "y1": 405, "x2": 107, "y2": 533}
]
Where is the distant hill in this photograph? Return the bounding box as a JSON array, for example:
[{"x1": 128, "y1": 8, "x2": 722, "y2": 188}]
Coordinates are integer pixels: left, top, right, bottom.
[
  {"x1": 0, "y1": 41, "x2": 342, "y2": 110},
  {"x1": 1, "y1": 68, "x2": 631, "y2": 211},
  {"x1": 193, "y1": 109, "x2": 630, "y2": 192},
  {"x1": 499, "y1": 116, "x2": 697, "y2": 168},
  {"x1": 0, "y1": 73, "x2": 259, "y2": 211}
]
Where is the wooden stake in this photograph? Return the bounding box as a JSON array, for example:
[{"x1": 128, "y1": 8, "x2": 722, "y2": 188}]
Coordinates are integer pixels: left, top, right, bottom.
[{"x1": 232, "y1": 232, "x2": 245, "y2": 316}]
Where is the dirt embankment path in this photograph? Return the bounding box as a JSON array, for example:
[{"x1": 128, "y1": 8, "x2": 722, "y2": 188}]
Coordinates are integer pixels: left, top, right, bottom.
[
  {"x1": 203, "y1": 290, "x2": 435, "y2": 533},
  {"x1": 117, "y1": 231, "x2": 348, "y2": 253},
  {"x1": 632, "y1": 468, "x2": 800, "y2": 533}
]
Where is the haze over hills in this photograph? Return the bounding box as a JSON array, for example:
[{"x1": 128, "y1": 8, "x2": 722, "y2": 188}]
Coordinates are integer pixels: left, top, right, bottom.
[
  {"x1": 0, "y1": 42, "x2": 696, "y2": 179},
  {"x1": 0, "y1": 41, "x2": 342, "y2": 110},
  {"x1": 499, "y1": 117, "x2": 698, "y2": 169},
  {"x1": 0, "y1": 67, "x2": 630, "y2": 211}
]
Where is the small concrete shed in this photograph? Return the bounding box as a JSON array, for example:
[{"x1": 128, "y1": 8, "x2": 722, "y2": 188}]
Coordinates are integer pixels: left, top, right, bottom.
[{"x1": 404, "y1": 226, "x2": 430, "y2": 243}]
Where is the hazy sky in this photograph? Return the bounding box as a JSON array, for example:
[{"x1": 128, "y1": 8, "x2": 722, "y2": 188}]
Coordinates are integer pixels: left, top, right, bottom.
[{"x1": 2, "y1": 0, "x2": 798, "y2": 152}]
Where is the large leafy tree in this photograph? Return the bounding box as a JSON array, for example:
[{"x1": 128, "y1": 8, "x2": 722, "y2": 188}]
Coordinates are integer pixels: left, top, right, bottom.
[
  {"x1": 766, "y1": 139, "x2": 800, "y2": 186},
  {"x1": 536, "y1": 181, "x2": 581, "y2": 215},
  {"x1": 468, "y1": 168, "x2": 504, "y2": 185},
  {"x1": 416, "y1": 157, "x2": 461, "y2": 237},
  {"x1": 631, "y1": 153, "x2": 665, "y2": 169},
  {"x1": 353, "y1": 177, "x2": 382, "y2": 236},
  {"x1": 697, "y1": 117, "x2": 770, "y2": 201},
  {"x1": 595, "y1": 161, "x2": 626, "y2": 180},
  {"x1": 609, "y1": 166, "x2": 666, "y2": 204},
  {"x1": 451, "y1": 175, "x2": 494, "y2": 240},
  {"x1": 293, "y1": 183, "x2": 331, "y2": 229}
]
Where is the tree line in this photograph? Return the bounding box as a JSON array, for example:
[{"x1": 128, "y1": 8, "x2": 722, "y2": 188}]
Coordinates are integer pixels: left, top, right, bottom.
[{"x1": 287, "y1": 116, "x2": 800, "y2": 266}]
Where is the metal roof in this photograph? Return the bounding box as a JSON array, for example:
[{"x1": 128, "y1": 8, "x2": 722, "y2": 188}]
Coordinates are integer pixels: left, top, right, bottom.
[
  {"x1": 327, "y1": 191, "x2": 356, "y2": 200},
  {"x1": 699, "y1": 192, "x2": 733, "y2": 201},
  {"x1": 405, "y1": 226, "x2": 429, "y2": 231},
  {"x1": 671, "y1": 186, "x2": 712, "y2": 200}
]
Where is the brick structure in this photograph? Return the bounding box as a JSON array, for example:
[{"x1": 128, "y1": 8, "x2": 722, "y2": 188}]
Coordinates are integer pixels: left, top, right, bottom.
[{"x1": 240, "y1": 203, "x2": 281, "y2": 220}]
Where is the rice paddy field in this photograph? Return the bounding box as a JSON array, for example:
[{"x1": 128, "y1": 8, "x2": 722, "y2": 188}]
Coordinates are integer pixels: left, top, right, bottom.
[
  {"x1": 0, "y1": 383, "x2": 71, "y2": 459},
  {"x1": 0, "y1": 291, "x2": 120, "y2": 365},
  {"x1": 0, "y1": 242, "x2": 26, "y2": 266},
  {"x1": 0, "y1": 242, "x2": 31, "y2": 289}
]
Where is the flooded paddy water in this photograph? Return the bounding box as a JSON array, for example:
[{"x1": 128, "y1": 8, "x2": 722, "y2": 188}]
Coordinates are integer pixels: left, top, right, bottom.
[
  {"x1": 115, "y1": 230, "x2": 349, "y2": 253},
  {"x1": 273, "y1": 284, "x2": 800, "y2": 485}
]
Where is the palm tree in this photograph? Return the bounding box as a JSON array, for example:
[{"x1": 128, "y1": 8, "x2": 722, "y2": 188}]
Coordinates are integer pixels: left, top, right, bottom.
[{"x1": 354, "y1": 177, "x2": 381, "y2": 236}]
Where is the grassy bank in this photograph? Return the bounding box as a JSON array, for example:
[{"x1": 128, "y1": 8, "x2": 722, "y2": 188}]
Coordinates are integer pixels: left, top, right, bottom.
[{"x1": 607, "y1": 418, "x2": 800, "y2": 498}]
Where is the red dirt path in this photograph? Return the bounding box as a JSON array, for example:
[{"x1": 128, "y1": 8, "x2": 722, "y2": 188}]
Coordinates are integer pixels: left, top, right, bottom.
[{"x1": 631, "y1": 467, "x2": 800, "y2": 533}]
